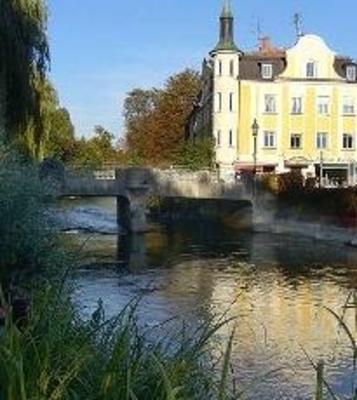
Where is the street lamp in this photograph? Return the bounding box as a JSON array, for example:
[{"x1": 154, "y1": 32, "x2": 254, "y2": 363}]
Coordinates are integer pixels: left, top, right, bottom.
[{"x1": 251, "y1": 118, "x2": 259, "y2": 175}]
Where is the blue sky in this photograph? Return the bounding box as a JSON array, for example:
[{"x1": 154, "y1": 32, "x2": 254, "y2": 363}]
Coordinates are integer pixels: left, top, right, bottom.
[{"x1": 48, "y1": 0, "x2": 357, "y2": 139}]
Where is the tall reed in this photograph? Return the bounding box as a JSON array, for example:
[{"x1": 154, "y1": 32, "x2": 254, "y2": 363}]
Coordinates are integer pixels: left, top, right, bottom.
[{"x1": 0, "y1": 281, "x2": 239, "y2": 400}]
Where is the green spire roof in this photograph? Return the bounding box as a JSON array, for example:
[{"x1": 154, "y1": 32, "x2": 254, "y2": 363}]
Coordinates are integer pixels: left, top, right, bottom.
[
  {"x1": 221, "y1": 0, "x2": 233, "y2": 18},
  {"x1": 213, "y1": 0, "x2": 239, "y2": 52}
]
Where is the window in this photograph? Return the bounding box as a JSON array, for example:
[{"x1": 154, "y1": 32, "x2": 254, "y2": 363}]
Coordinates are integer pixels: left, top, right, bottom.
[
  {"x1": 317, "y1": 96, "x2": 330, "y2": 115},
  {"x1": 263, "y1": 131, "x2": 276, "y2": 148},
  {"x1": 346, "y1": 66, "x2": 357, "y2": 82},
  {"x1": 218, "y1": 60, "x2": 222, "y2": 76},
  {"x1": 216, "y1": 92, "x2": 222, "y2": 112},
  {"x1": 264, "y1": 94, "x2": 277, "y2": 113},
  {"x1": 291, "y1": 97, "x2": 302, "y2": 114},
  {"x1": 229, "y1": 130, "x2": 233, "y2": 147},
  {"x1": 317, "y1": 132, "x2": 328, "y2": 149},
  {"x1": 229, "y1": 93, "x2": 234, "y2": 112},
  {"x1": 291, "y1": 134, "x2": 302, "y2": 149},
  {"x1": 306, "y1": 61, "x2": 316, "y2": 78},
  {"x1": 343, "y1": 96, "x2": 355, "y2": 115},
  {"x1": 230, "y1": 60, "x2": 234, "y2": 77},
  {"x1": 343, "y1": 133, "x2": 354, "y2": 149},
  {"x1": 262, "y1": 64, "x2": 273, "y2": 79},
  {"x1": 217, "y1": 130, "x2": 221, "y2": 146}
]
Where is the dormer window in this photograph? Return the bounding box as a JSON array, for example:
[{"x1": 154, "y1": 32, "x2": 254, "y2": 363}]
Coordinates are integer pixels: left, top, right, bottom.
[
  {"x1": 306, "y1": 61, "x2": 317, "y2": 78},
  {"x1": 346, "y1": 65, "x2": 357, "y2": 82},
  {"x1": 262, "y1": 64, "x2": 273, "y2": 79}
]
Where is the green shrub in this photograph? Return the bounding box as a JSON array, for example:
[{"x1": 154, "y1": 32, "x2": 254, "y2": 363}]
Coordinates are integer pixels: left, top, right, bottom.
[
  {"x1": 0, "y1": 148, "x2": 68, "y2": 281},
  {"x1": 277, "y1": 171, "x2": 304, "y2": 195},
  {"x1": 176, "y1": 138, "x2": 215, "y2": 171}
]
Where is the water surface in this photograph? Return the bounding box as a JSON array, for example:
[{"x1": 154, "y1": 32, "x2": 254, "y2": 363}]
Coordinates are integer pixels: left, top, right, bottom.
[{"x1": 59, "y1": 197, "x2": 357, "y2": 399}]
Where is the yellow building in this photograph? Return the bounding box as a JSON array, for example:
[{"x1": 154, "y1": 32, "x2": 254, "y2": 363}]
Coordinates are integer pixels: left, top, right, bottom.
[{"x1": 188, "y1": 1, "x2": 357, "y2": 183}]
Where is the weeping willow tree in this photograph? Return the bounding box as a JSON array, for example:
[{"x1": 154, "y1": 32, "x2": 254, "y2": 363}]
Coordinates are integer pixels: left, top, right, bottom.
[{"x1": 0, "y1": 0, "x2": 50, "y2": 158}]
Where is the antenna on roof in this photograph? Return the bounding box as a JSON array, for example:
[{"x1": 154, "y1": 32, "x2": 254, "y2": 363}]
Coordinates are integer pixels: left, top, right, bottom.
[
  {"x1": 256, "y1": 19, "x2": 263, "y2": 42},
  {"x1": 251, "y1": 17, "x2": 263, "y2": 48},
  {"x1": 294, "y1": 13, "x2": 304, "y2": 39}
]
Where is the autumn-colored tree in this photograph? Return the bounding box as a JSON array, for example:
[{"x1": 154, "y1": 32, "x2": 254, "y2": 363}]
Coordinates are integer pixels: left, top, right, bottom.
[
  {"x1": 124, "y1": 69, "x2": 200, "y2": 166},
  {"x1": 124, "y1": 88, "x2": 159, "y2": 164}
]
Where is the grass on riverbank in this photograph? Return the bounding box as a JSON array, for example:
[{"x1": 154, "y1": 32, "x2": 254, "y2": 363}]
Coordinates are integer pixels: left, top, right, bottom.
[
  {"x1": 0, "y1": 149, "x2": 241, "y2": 399},
  {"x1": 0, "y1": 280, "x2": 241, "y2": 400}
]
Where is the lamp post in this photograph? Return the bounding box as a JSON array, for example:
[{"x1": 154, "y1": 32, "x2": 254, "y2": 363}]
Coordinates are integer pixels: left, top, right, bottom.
[
  {"x1": 251, "y1": 118, "x2": 259, "y2": 175},
  {"x1": 251, "y1": 119, "x2": 259, "y2": 198}
]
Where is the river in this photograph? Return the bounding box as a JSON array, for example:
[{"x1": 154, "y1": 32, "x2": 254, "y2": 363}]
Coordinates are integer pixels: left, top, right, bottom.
[{"x1": 58, "y1": 197, "x2": 357, "y2": 400}]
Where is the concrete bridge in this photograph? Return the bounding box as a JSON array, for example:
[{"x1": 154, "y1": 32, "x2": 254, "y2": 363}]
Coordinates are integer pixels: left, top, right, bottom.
[{"x1": 58, "y1": 167, "x2": 254, "y2": 232}]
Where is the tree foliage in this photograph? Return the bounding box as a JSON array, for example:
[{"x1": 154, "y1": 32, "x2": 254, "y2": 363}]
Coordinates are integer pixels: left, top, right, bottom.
[
  {"x1": 71, "y1": 126, "x2": 120, "y2": 169},
  {"x1": 176, "y1": 138, "x2": 215, "y2": 170},
  {"x1": 0, "y1": 0, "x2": 50, "y2": 141},
  {"x1": 45, "y1": 107, "x2": 76, "y2": 162},
  {"x1": 124, "y1": 69, "x2": 201, "y2": 166}
]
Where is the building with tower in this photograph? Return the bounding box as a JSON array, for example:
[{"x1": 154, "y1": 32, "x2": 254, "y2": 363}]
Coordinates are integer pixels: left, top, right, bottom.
[{"x1": 188, "y1": 0, "x2": 357, "y2": 184}]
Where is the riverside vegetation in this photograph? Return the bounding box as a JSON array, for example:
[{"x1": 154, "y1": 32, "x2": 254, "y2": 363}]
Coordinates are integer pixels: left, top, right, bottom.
[
  {"x1": 1, "y1": 1, "x2": 356, "y2": 398},
  {"x1": 1, "y1": 152, "x2": 357, "y2": 399},
  {"x1": 0, "y1": 150, "x2": 251, "y2": 400}
]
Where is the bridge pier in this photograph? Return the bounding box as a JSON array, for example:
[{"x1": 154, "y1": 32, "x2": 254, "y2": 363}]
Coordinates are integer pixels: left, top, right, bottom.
[
  {"x1": 116, "y1": 193, "x2": 148, "y2": 233},
  {"x1": 115, "y1": 168, "x2": 152, "y2": 234}
]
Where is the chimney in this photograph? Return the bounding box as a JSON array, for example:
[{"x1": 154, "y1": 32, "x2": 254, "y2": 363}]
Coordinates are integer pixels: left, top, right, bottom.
[{"x1": 259, "y1": 36, "x2": 274, "y2": 53}]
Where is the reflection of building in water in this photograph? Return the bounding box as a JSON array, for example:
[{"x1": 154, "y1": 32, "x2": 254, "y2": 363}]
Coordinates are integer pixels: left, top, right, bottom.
[{"x1": 210, "y1": 264, "x2": 354, "y2": 397}]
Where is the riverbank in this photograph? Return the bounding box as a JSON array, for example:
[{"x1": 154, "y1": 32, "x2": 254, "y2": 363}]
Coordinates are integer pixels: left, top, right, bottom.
[
  {"x1": 0, "y1": 153, "x2": 254, "y2": 399},
  {"x1": 262, "y1": 172, "x2": 357, "y2": 224},
  {"x1": 2, "y1": 151, "x2": 357, "y2": 399}
]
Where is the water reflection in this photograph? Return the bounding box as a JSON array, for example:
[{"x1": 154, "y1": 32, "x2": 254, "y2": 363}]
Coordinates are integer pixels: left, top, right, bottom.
[{"x1": 63, "y1": 198, "x2": 357, "y2": 399}]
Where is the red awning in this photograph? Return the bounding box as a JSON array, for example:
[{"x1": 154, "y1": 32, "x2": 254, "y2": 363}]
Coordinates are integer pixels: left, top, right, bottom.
[{"x1": 234, "y1": 163, "x2": 277, "y2": 172}]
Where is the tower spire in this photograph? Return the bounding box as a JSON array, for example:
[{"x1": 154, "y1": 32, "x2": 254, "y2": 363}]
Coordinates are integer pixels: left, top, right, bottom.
[
  {"x1": 221, "y1": 0, "x2": 233, "y2": 18},
  {"x1": 214, "y1": 0, "x2": 238, "y2": 52}
]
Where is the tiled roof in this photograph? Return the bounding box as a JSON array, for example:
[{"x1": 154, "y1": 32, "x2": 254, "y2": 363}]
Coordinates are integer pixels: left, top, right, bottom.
[{"x1": 239, "y1": 53, "x2": 287, "y2": 80}]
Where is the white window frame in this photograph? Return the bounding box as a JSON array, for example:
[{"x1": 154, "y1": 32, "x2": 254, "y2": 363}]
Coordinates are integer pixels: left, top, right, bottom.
[
  {"x1": 263, "y1": 131, "x2": 277, "y2": 148},
  {"x1": 218, "y1": 60, "x2": 223, "y2": 76},
  {"x1": 346, "y1": 66, "x2": 357, "y2": 82},
  {"x1": 229, "y1": 92, "x2": 234, "y2": 112},
  {"x1": 316, "y1": 132, "x2": 328, "y2": 149},
  {"x1": 229, "y1": 129, "x2": 233, "y2": 147},
  {"x1": 216, "y1": 92, "x2": 222, "y2": 112},
  {"x1": 230, "y1": 60, "x2": 235, "y2": 77},
  {"x1": 343, "y1": 96, "x2": 355, "y2": 115},
  {"x1": 264, "y1": 94, "x2": 277, "y2": 114},
  {"x1": 216, "y1": 130, "x2": 221, "y2": 147},
  {"x1": 291, "y1": 133, "x2": 302, "y2": 149},
  {"x1": 291, "y1": 97, "x2": 303, "y2": 114},
  {"x1": 306, "y1": 61, "x2": 317, "y2": 78},
  {"x1": 342, "y1": 133, "x2": 354, "y2": 150},
  {"x1": 261, "y1": 64, "x2": 273, "y2": 80},
  {"x1": 317, "y1": 96, "x2": 330, "y2": 115}
]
